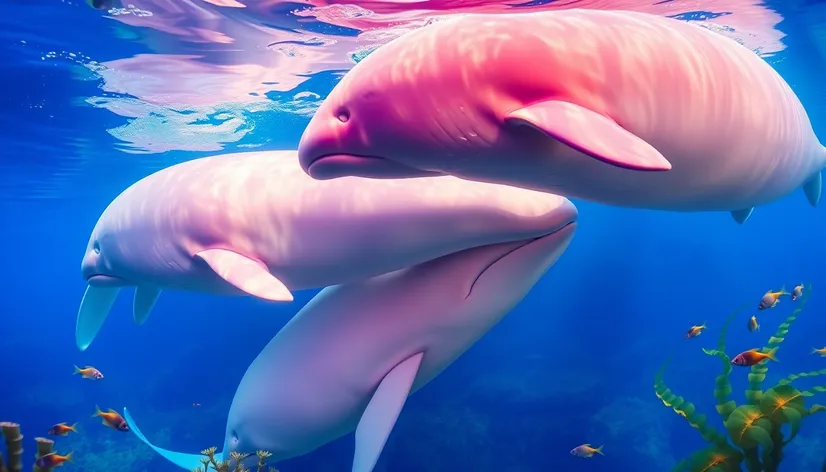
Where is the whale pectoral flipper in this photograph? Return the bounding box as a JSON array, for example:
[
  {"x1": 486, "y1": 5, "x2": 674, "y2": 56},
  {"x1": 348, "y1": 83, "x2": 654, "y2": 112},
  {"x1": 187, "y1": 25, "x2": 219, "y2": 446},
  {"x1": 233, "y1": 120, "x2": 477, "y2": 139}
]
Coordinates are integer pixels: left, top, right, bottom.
[
  {"x1": 76, "y1": 286, "x2": 121, "y2": 351},
  {"x1": 133, "y1": 286, "x2": 161, "y2": 326},
  {"x1": 195, "y1": 248, "x2": 294, "y2": 302},
  {"x1": 504, "y1": 100, "x2": 672, "y2": 172},
  {"x1": 731, "y1": 207, "x2": 754, "y2": 224},
  {"x1": 123, "y1": 407, "x2": 222, "y2": 470},
  {"x1": 352, "y1": 352, "x2": 424, "y2": 472},
  {"x1": 803, "y1": 171, "x2": 822, "y2": 207}
]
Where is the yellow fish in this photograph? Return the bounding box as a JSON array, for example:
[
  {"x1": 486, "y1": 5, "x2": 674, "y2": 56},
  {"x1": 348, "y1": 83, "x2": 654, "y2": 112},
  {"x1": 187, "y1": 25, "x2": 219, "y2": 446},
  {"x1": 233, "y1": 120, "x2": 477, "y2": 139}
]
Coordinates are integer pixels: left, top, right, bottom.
[
  {"x1": 758, "y1": 287, "x2": 789, "y2": 310},
  {"x1": 685, "y1": 322, "x2": 707, "y2": 339},
  {"x1": 570, "y1": 444, "x2": 604, "y2": 458}
]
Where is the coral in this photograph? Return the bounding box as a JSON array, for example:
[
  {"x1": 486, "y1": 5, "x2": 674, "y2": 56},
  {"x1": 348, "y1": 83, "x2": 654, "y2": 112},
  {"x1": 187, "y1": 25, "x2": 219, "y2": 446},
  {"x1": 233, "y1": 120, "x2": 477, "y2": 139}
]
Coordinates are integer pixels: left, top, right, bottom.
[
  {"x1": 0, "y1": 422, "x2": 23, "y2": 472},
  {"x1": 193, "y1": 446, "x2": 279, "y2": 472},
  {"x1": 33, "y1": 437, "x2": 55, "y2": 472},
  {"x1": 655, "y1": 285, "x2": 826, "y2": 471},
  {"x1": 0, "y1": 424, "x2": 71, "y2": 472}
]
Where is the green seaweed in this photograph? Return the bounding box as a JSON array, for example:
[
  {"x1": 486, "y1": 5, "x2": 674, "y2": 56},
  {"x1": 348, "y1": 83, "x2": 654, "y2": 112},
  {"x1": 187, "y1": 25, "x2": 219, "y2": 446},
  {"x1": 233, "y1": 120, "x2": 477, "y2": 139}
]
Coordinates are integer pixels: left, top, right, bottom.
[
  {"x1": 747, "y1": 290, "x2": 810, "y2": 406},
  {"x1": 655, "y1": 355, "x2": 728, "y2": 446},
  {"x1": 777, "y1": 368, "x2": 826, "y2": 386},
  {"x1": 702, "y1": 303, "x2": 746, "y2": 422},
  {"x1": 655, "y1": 285, "x2": 825, "y2": 471},
  {"x1": 674, "y1": 444, "x2": 744, "y2": 472}
]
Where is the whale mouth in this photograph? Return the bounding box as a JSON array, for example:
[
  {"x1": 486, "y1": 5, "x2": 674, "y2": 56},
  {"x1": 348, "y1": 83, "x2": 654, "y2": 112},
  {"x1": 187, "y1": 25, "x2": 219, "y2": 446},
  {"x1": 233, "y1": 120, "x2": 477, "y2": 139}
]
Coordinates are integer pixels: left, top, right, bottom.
[
  {"x1": 467, "y1": 221, "x2": 577, "y2": 297},
  {"x1": 87, "y1": 274, "x2": 129, "y2": 287},
  {"x1": 306, "y1": 153, "x2": 442, "y2": 180}
]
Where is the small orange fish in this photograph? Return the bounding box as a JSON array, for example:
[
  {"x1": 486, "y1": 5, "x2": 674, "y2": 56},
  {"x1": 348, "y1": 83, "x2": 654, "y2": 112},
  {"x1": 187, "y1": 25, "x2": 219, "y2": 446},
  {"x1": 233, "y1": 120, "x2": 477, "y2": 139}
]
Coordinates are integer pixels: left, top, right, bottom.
[
  {"x1": 685, "y1": 322, "x2": 707, "y2": 339},
  {"x1": 792, "y1": 284, "x2": 804, "y2": 301},
  {"x1": 747, "y1": 316, "x2": 760, "y2": 333},
  {"x1": 570, "y1": 444, "x2": 603, "y2": 458},
  {"x1": 812, "y1": 347, "x2": 826, "y2": 357},
  {"x1": 92, "y1": 405, "x2": 129, "y2": 432},
  {"x1": 35, "y1": 451, "x2": 72, "y2": 468},
  {"x1": 732, "y1": 348, "x2": 778, "y2": 367},
  {"x1": 758, "y1": 287, "x2": 789, "y2": 310},
  {"x1": 73, "y1": 365, "x2": 103, "y2": 380},
  {"x1": 47, "y1": 423, "x2": 77, "y2": 436}
]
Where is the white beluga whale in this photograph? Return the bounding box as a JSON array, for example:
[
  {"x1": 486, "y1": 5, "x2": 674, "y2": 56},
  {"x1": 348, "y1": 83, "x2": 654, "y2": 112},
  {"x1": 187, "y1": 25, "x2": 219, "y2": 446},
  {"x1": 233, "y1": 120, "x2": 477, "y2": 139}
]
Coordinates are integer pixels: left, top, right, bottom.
[
  {"x1": 297, "y1": 10, "x2": 826, "y2": 224},
  {"x1": 123, "y1": 194, "x2": 577, "y2": 471},
  {"x1": 78, "y1": 150, "x2": 576, "y2": 351}
]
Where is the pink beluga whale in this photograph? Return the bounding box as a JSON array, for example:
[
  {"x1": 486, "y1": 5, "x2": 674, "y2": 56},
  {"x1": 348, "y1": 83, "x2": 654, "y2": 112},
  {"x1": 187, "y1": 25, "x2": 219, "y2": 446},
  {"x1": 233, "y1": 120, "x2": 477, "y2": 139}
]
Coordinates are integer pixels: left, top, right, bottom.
[
  {"x1": 122, "y1": 195, "x2": 577, "y2": 472},
  {"x1": 298, "y1": 9, "x2": 826, "y2": 224},
  {"x1": 78, "y1": 150, "x2": 572, "y2": 351}
]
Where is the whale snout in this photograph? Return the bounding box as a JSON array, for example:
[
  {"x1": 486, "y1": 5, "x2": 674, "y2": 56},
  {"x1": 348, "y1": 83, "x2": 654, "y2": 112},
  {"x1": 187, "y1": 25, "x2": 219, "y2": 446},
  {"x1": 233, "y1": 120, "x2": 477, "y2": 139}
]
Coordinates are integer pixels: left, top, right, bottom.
[
  {"x1": 298, "y1": 100, "x2": 441, "y2": 180},
  {"x1": 298, "y1": 106, "x2": 349, "y2": 178},
  {"x1": 81, "y1": 251, "x2": 99, "y2": 280},
  {"x1": 81, "y1": 248, "x2": 127, "y2": 287}
]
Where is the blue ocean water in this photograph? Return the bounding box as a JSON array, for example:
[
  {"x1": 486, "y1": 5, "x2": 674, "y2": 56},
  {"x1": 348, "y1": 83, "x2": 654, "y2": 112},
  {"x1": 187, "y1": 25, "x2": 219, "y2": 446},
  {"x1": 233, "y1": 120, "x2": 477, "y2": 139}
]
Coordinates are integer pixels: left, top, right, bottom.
[{"x1": 2, "y1": 1, "x2": 826, "y2": 471}]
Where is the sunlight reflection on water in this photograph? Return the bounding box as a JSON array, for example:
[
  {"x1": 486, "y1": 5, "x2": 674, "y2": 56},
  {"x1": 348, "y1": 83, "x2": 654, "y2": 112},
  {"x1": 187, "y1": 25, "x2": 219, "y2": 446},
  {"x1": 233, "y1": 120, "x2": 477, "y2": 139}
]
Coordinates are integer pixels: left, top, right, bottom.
[
  {"x1": 0, "y1": 0, "x2": 789, "y2": 199},
  {"x1": 40, "y1": 0, "x2": 786, "y2": 155}
]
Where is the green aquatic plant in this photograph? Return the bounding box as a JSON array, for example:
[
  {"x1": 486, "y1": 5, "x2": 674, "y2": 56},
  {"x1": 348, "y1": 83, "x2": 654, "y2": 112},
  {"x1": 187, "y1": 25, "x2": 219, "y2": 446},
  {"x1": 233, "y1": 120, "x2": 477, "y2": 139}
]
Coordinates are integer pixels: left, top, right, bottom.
[
  {"x1": 192, "y1": 447, "x2": 279, "y2": 472},
  {"x1": 655, "y1": 285, "x2": 826, "y2": 471}
]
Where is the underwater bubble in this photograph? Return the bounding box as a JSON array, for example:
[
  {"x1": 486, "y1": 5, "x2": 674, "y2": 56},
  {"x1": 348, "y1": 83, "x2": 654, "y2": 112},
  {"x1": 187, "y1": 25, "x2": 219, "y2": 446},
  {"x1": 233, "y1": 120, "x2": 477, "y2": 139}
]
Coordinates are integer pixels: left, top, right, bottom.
[
  {"x1": 294, "y1": 91, "x2": 321, "y2": 100},
  {"x1": 109, "y1": 4, "x2": 153, "y2": 17},
  {"x1": 350, "y1": 46, "x2": 379, "y2": 64},
  {"x1": 268, "y1": 37, "x2": 338, "y2": 48},
  {"x1": 293, "y1": 4, "x2": 373, "y2": 20},
  {"x1": 268, "y1": 37, "x2": 338, "y2": 58}
]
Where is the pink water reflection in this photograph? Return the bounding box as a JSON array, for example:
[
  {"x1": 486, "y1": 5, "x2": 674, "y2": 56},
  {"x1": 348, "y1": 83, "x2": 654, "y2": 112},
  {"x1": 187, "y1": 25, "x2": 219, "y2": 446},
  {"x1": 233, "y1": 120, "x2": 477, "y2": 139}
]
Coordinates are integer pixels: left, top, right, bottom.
[{"x1": 88, "y1": 0, "x2": 784, "y2": 152}]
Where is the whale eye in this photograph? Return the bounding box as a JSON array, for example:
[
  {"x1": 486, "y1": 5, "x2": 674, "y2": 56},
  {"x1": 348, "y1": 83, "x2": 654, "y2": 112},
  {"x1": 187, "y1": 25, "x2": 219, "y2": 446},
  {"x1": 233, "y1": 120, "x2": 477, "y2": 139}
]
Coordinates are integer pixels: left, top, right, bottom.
[
  {"x1": 336, "y1": 108, "x2": 350, "y2": 123},
  {"x1": 93, "y1": 241, "x2": 101, "y2": 255},
  {"x1": 231, "y1": 431, "x2": 239, "y2": 444}
]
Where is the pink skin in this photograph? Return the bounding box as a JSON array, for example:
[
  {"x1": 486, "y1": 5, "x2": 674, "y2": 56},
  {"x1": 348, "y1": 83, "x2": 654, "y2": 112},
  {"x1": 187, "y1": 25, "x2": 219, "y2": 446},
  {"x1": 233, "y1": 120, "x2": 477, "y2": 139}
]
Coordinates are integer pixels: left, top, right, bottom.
[
  {"x1": 298, "y1": 10, "x2": 826, "y2": 217},
  {"x1": 77, "y1": 150, "x2": 576, "y2": 350},
  {"x1": 123, "y1": 197, "x2": 576, "y2": 472}
]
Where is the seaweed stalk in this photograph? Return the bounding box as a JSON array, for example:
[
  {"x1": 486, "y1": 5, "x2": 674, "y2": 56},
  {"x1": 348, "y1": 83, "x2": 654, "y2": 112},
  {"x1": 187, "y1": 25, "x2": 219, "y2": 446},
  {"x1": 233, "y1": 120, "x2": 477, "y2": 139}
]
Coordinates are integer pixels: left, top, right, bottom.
[
  {"x1": 654, "y1": 355, "x2": 728, "y2": 446},
  {"x1": 799, "y1": 385, "x2": 826, "y2": 397},
  {"x1": 777, "y1": 368, "x2": 826, "y2": 386},
  {"x1": 747, "y1": 285, "x2": 811, "y2": 405},
  {"x1": 743, "y1": 447, "x2": 761, "y2": 472},
  {"x1": 805, "y1": 404, "x2": 826, "y2": 416},
  {"x1": 761, "y1": 424, "x2": 784, "y2": 472},
  {"x1": 702, "y1": 302, "x2": 745, "y2": 422}
]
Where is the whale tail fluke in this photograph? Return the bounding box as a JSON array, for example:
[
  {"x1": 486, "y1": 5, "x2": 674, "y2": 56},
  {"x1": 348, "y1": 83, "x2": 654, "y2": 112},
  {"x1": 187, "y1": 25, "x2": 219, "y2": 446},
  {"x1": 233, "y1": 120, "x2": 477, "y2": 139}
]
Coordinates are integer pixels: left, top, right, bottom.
[{"x1": 123, "y1": 407, "x2": 221, "y2": 470}]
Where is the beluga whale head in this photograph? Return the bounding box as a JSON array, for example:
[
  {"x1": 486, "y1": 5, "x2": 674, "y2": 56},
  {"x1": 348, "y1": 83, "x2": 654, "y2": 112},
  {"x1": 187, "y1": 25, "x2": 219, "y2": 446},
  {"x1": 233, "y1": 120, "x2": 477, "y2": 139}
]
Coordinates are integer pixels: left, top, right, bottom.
[
  {"x1": 297, "y1": 12, "x2": 673, "y2": 185},
  {"x1": 76, "y1": 192, "x2": 173, "y2": 351}
]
